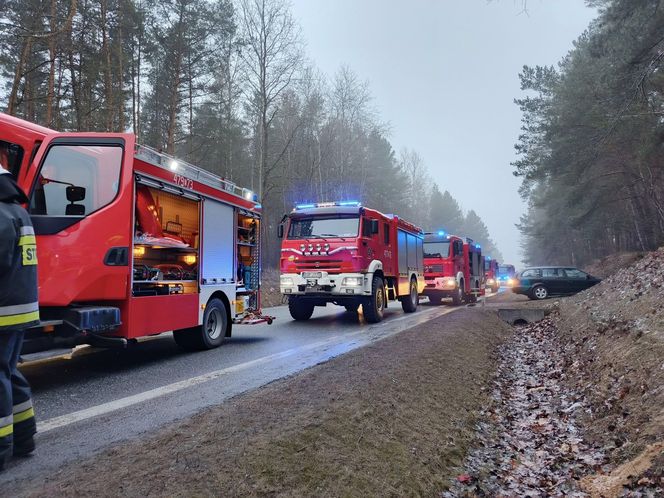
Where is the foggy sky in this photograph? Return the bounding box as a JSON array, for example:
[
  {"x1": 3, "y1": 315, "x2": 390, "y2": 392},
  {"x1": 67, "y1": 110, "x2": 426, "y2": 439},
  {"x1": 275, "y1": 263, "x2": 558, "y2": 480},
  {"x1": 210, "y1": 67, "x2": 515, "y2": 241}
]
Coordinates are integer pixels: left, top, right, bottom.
[{"x1": 290, "y1": 0, "x2": 597, "y2": 267}]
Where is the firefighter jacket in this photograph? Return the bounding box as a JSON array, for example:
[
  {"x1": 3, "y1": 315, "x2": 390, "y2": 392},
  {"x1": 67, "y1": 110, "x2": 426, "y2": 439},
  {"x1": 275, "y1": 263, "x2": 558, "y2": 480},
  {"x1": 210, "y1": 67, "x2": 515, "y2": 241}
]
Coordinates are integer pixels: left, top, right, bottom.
[{"x1": 0, "y1": 171, "x2": 39, "y2": 331}]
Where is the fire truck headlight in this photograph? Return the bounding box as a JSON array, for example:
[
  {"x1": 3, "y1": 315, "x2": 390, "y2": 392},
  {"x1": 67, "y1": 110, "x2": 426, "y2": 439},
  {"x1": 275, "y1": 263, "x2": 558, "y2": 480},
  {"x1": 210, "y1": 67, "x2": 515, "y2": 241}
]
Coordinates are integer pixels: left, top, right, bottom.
[
  {"x1": 443, "y1": 277, "x2": 457, "y2": 288},
  {"x1": 342, "y1": 277, "x2": 363, "y2": 286},
  {"x1": 280, "y1": 276, "x2": 294, "y2": 286},
  {"x1": 506, "y1": 278, "x2": 514, "y2": 287},
  {"x1": 487, "y1": 278, "x2": 495, "y2": 285}
]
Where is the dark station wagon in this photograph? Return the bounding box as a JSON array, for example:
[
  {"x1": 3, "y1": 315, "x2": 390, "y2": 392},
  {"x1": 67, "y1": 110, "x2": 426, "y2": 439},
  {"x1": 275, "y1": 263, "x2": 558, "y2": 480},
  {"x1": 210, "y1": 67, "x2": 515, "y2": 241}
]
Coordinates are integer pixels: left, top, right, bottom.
[{"x1": 511, "y1": 266, "x2": 601, "y2": 300}]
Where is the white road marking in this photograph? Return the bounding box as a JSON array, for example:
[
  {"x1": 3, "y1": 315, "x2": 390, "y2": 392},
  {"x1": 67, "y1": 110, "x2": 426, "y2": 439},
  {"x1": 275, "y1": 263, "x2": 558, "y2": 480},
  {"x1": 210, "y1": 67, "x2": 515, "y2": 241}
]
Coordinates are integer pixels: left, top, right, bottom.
[{"x1": 37, "y1": 306, "x2": 458, "y2": 433}]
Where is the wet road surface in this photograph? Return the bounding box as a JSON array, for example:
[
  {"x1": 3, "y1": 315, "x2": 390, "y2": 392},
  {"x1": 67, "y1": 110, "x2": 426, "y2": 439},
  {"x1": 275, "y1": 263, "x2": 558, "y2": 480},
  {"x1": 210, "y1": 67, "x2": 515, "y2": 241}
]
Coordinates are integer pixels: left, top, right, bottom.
[{"x1": 1, "y1": 299, "x2": 472, "y2": 486}]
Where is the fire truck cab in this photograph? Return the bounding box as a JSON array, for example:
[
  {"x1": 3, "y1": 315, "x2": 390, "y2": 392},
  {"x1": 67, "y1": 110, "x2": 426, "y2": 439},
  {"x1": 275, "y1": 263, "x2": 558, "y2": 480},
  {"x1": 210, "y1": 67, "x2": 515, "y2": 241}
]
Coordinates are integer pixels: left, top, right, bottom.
[
  {"x1": 423, "y1": 231, "x2": 485, "y2": 305},
  {"x1": 0, "y1": 112, "x2": 269, "y2": 355},
  {"x1": 278, "y1": 202, "x2": 425, "y2": 323}
]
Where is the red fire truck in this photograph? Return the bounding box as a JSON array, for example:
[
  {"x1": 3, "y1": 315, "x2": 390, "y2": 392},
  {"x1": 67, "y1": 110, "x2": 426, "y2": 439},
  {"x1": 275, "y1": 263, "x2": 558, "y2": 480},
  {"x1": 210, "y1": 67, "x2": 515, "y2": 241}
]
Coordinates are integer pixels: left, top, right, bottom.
[
  {"x1": 484, "y1": 256, "x2": 500, "y2": 293},
  {"x1": 278, "y1": 202, "x2": 425, "y2": 323},
  {"x1": 0, "y1": 112, "x2": 271, "y2": 355},
  {"x1": 422, "y1": 231, "x2": 485, "y2": 305}
]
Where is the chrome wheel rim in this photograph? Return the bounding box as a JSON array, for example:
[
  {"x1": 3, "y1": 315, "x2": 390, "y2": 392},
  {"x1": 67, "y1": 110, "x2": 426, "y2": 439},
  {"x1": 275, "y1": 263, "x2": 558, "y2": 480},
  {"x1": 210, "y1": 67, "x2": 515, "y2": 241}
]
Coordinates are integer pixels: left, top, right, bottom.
[{"x1": 535, "y1": 287, "x2": 547, "y2": 299}]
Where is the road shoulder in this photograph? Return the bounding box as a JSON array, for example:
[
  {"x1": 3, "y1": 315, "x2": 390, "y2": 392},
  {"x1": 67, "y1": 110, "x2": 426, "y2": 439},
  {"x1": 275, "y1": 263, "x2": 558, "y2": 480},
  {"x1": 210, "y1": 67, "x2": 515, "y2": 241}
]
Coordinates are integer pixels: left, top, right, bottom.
[{"x1": 15, "y1": 308, "x2": 512, "y2": 497}]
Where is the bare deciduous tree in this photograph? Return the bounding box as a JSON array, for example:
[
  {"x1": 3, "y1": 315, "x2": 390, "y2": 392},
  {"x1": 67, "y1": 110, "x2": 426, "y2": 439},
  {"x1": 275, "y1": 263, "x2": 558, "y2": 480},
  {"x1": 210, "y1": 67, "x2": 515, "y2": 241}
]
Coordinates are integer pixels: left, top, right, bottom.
[{"x1": 238, "y1": 0, "x2": 303, "y2": 199}]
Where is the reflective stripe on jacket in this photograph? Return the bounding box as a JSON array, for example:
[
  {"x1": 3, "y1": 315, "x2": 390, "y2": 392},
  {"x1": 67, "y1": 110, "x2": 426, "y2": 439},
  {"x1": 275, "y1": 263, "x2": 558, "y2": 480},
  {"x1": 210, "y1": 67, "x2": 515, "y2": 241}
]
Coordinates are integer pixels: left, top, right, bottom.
[{"x1": 0, "y1": 202, "x2": 39, "y2": 331}]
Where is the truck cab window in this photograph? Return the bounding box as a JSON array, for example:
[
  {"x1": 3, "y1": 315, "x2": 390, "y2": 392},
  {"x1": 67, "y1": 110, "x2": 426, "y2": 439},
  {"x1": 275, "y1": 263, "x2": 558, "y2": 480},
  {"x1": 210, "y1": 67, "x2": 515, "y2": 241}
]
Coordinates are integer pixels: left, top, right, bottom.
[
  {"x1": 0, "y1": 140, "x2": 24, "y2": 178},
  {"x1": 362, "y1": 218, "x2": 373, "y2": 237},
  {"x1": 29, "y1": 145, "x2": 122, "y2": 216}
]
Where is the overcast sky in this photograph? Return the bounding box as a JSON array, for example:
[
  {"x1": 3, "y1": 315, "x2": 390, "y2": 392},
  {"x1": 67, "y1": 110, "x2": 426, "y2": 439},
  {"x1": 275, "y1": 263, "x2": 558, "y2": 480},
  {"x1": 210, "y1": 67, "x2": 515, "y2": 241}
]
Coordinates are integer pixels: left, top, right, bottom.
[{"x1": 290, "y1": 0, "x2": 597, "y2": 266}]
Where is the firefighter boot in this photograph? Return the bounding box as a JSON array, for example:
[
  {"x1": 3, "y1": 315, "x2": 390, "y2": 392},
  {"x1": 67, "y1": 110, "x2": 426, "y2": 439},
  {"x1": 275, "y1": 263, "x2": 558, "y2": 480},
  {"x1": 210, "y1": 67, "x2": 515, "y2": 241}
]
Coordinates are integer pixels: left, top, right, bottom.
[
  {"x1": 0, "y1": 330, "x2": 19, "y2": 470},
  {"x1": 4, "y1": 330, "x2": 37, "y2": 458},
  {"x1": 11, "y1": 402, "x2": 36, "y2": 458},
  {"x1": 0, "y1": 430, "x2": 11, "y2": 471},
  {"x1": 13, "y1": 408, "x2": 35, "y2": 457}
]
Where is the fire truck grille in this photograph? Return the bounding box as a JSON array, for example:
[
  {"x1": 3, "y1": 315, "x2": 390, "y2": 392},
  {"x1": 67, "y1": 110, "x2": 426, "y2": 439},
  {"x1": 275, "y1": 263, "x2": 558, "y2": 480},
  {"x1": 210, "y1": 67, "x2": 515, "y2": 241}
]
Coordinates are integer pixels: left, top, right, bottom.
[
  {"x1": 427, "y1": 264, "x2": 444, "y2": 273},
  {"x1": 296, "y1": 260, "x2": 344, "y2": 272}
]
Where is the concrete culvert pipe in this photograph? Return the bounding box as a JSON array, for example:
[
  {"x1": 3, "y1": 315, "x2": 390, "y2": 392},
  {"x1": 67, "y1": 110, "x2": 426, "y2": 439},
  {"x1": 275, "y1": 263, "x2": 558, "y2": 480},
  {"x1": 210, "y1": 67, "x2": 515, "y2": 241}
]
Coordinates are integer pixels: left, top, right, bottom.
[{"x1": 497, "y1": 308, "x2": 546, "y2": 326}]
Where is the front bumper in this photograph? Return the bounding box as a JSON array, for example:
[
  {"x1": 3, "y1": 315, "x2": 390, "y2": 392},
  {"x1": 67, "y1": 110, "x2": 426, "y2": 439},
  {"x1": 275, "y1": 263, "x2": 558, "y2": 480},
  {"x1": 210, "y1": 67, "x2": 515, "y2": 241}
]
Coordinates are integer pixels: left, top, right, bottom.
[
  {"x1": 280, "y1": 272, "x2": 372, "y2": 297},
  {"x1": 424, "y1": 277, "x2": 458, "y2": 293}
]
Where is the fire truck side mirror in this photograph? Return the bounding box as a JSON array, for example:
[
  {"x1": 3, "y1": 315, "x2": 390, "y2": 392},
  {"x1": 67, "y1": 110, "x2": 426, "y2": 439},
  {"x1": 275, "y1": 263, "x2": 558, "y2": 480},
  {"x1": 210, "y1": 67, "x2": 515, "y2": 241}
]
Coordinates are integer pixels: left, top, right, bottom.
[
  {"x1": 277, "y1": 224, "x2": 284, "y2": 239},
  {"x1": 370, "y1": 219, "x2": 379, "y2": 234},
  {"x1": 66, "y1": 185, "x2": 86, "y2": 203}
]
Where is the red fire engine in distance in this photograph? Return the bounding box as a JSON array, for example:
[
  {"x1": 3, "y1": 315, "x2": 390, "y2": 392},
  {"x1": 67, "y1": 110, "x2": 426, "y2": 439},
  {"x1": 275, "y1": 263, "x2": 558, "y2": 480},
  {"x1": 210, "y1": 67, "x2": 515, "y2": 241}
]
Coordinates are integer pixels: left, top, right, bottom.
[
  {"x1": 278, "y1": 202, "x2": 425, "y2": 323},
  {"x1": 422, "y1": 231, "x2": 485, "y2": 305},
  {"x1": 484, "y1": 256, "x2": 500, "y2": 293},
  {"x1": 0, "y1": 112, "x2": 271, "y2": 356}
]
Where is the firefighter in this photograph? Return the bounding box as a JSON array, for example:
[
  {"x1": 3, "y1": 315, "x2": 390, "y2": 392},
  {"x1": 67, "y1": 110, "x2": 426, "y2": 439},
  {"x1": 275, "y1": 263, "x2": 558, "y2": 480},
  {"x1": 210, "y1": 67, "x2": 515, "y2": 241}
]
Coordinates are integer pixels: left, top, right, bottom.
[{"x1": 0, "y1": 156, "x2": 38, "y2": 471}]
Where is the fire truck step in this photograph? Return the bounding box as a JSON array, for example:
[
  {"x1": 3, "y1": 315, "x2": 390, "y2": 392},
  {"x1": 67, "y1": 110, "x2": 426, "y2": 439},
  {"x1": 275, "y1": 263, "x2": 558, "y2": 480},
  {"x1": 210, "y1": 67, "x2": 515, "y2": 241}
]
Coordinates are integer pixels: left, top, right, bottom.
[{"x1": 19, "y1": 348, "x2": 75, "y2": 364}]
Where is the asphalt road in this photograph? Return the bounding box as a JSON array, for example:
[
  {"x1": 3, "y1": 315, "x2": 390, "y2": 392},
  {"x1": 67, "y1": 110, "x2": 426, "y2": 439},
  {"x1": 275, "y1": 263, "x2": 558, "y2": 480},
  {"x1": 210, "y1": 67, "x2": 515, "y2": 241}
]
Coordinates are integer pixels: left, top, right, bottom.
[{"x1": 0, "y1": 296, "x2": 485, "y2": 488}]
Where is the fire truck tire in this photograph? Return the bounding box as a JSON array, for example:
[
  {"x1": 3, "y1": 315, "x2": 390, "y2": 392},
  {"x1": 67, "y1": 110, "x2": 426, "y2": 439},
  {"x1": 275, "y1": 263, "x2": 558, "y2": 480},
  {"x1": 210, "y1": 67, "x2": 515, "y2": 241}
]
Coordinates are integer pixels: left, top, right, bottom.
[
  {"x1": 452, "y1": 282, "x2": 464, "y2": 305},
  {"x1": 288, "y1": 296, "x2": 315, "y2": 321},
  {"x1": 401, "y1": 278, "x2": 418, "y2": 313},
  {"x1": 173, "y1": 298, "x2": 229, "y2": 350},
  {"x1": 363, "y1": 276, "x2": 385, "y2": 323}
]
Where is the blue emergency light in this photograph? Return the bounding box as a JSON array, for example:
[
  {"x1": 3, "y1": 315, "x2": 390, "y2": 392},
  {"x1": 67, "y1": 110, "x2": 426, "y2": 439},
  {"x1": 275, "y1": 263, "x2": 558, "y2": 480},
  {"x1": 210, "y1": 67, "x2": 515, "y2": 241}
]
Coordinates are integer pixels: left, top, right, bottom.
[
  {"x1": 437, "y1": 230, "x2": 446, "y2": 236},
  {"x1": 295, "y1": 201, "x2": 361, "y2": 210}
]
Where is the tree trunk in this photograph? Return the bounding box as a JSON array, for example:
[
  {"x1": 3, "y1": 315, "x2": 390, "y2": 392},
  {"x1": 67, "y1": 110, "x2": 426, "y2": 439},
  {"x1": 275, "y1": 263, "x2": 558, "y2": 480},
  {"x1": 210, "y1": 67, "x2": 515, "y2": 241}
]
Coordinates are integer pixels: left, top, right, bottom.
[
  {"x1": 101, "y1": 0, "x2": 114, "y2": 131},
  {"x1": 46, "y1": 0, "x2": 57, "y2": 126},
  {"x1": 7, "y1": 38, "x2": 33, "y2": 116}
]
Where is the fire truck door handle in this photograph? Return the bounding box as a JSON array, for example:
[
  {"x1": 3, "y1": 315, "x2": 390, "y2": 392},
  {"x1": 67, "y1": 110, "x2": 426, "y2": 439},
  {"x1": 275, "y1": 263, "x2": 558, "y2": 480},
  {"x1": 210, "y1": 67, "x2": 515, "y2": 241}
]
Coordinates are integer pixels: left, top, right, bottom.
[
  {"x1": 362, "y1": 241, "x2": 367, "y2": 246},
  {"x1": 104, "y1": 247, "x2": 129, "y2": 266}
]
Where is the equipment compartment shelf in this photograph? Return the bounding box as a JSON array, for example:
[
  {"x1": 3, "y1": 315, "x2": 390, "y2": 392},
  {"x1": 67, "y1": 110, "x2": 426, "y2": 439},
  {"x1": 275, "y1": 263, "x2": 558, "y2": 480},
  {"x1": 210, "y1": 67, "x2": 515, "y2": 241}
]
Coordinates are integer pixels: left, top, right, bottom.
[
  {"x1": 237, "y1": 242, "x2": 256, "y2": 247},
  {"x1": 133, "y1": 241, "x2": 198, "y2": 252},
  {"x1": 133, "y1": 280, "x2": 197, "y2": 284}
]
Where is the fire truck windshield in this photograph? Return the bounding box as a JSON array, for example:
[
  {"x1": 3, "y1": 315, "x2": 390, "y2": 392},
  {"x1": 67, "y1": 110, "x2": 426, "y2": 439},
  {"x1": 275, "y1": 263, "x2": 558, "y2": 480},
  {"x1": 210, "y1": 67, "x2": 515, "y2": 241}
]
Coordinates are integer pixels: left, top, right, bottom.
[
  {"x1": 498, "y1": 265, "x2": 515, "y2": 277},
  {"x1": 288, "y1": 216, "x2": 359, "y2": 239},
  {"x1": 424, "y1": 241, "x2": 450, "y2": 258}
]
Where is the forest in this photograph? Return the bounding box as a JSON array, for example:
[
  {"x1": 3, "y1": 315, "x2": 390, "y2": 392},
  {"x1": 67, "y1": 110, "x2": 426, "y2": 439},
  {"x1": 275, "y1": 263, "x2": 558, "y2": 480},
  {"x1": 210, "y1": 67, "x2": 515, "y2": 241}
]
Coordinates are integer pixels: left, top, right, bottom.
[
  {"x1": 0, "y1": 0, "x2": 503, "y2": 266},
  {"x1": 515, "y1": 0, "x2": 664, "y2": 266}
]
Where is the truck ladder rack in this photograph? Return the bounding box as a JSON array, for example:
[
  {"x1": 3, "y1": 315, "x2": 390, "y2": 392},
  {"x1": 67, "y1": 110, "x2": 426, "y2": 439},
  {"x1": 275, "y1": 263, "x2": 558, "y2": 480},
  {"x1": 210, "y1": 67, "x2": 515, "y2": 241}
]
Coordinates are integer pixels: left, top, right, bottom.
[{"x1": 135, "y1": 144, "x2": 257, "y2": 202}]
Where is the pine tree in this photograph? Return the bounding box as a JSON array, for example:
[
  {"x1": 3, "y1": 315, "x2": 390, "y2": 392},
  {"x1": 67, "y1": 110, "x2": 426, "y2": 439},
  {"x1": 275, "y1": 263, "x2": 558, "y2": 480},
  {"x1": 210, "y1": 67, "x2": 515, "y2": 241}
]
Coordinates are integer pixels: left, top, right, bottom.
[
  {"x1": 462, "y1": 210, "x2": 504, "y2": 262},
  {"x1": 430, "y1": 189, "x2": 464, "y2": 235}
]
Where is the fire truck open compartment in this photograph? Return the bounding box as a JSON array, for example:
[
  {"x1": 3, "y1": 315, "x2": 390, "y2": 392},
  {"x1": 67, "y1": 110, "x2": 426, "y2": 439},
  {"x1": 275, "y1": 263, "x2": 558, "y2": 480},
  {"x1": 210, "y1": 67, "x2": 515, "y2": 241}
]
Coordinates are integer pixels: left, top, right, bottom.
[
  {"x1": 132, "y1": 183, "x2": 200, "y2": 297},
  {"x1": 235, "y1": 211, "x2": 260, "y2": 314}
]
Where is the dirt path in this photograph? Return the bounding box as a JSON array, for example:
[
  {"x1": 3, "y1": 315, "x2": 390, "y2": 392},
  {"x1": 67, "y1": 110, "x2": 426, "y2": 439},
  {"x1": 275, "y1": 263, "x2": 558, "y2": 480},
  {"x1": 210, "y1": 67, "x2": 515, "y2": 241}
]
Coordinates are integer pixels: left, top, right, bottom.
[{"x1": 12, "y1": 308, "x2": 512, "y2": 497}]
